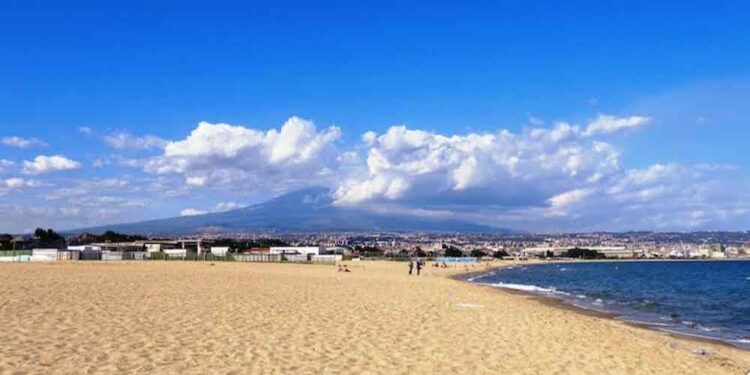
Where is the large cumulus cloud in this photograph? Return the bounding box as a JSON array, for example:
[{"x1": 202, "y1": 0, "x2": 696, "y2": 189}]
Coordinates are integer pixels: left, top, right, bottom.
[
  {"x1": 329, "y1": 115, "x2": 749, "y2": 230},
  {"x1": 145, "y1": 117, "x2": 342, "y2": 191},
  {"x1": 332, "y1": 116, "x2": 643, "y2": 207}
]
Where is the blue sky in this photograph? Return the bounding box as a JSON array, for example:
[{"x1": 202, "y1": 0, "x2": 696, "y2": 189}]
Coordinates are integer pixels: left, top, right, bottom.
[{"x1": 1, "y1": 1, "x2": 749, "y2": 233}]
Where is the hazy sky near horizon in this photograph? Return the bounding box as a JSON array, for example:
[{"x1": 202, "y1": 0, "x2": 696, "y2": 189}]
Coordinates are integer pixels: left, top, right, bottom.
[{"x1": 1, "y1": 1, "x2": 749, "y2": 233}]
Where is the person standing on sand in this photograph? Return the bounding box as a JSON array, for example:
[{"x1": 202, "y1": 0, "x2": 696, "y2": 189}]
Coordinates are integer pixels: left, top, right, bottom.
[
  {"x1": 408, "y1": 259, "x2": 414, "y2": 275},
  {"x1": 416, "y1": 258, "x2": 423, "y2": 276}
]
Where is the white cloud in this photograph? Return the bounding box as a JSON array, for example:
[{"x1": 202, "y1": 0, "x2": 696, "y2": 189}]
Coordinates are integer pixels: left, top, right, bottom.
[
  {"x1": 185, "y1": 176, "x2": 207, "y2": 187},
  {"x1": 180, "y1": 208, "x2": 207, "y2": 216},
  {"x1": 582, "y1": 114, "x2": 651, "y2": 137},
  {"x1": 45, "y1": 178, "x2": 130, "y2": 201},
  {"x1": 328, "y1": 115, "x2": 749, "y2": 230},
  {"x1": 2, "y1": 177, "x2": 40, "y2": 189},
  {"x1": 4, "y1": 178, "x2": 29, "y2": 189},
  {"x1": 333, "y1": 119, "x2": 626, "y2": 206},
  {"x1": 0, "y1": 177, "x2": 42, "y2": 197},
  {"x1": 146, "y1": 116, "x2": 342, "y2": 191},
  {"x1": 78, "y1": 127, "x2": 94, "y2": 136},
  {"x1": 178, "y1": 202, "x2": 243, "y2": 218},
  {"x1": 67, "y1": 196, "x2": 145, "y2": 209},
  {"x1": 1, "y1": 136, "x2": 46, "y2": 148},
  {"x1": 548, "y1": 188, "x2": 594, "y2": 208},
  {"x1": 361, "y1": 131, "x2": 377, "y2": 145},
  {"x1": 215, "y1": 201, "x2": 241, "y2": 211},
  {"x1": 0, "y1": 159, "x2": 15, "y2": 173},
  {"x1": 22, "y1": 155, "x2": 81, "y2": 174},
  {"x1": 103, "y1": 131, "x2": 167, "y2": 150}
]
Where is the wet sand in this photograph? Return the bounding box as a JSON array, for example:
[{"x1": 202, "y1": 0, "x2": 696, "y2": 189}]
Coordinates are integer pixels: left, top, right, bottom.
[{"x1": 0, "y1": 261, "x2": 748, "y2": 374}]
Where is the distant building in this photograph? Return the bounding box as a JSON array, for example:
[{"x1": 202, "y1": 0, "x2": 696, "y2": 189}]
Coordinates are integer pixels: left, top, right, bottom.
[
  {"x1": 67, "y1": 245, "x2": 102, "y2": 251},
  {"x1": 210, "y1": 247, "x2": 230, "y2": 256},
  {"x1": 269, "y1": 246, "x2": 324, "y2": 256},
  {"x1": 91, "y1": 239, "x2": 212, "y2": 254},
  {"x1": 522, "y1": 246, "x2": 633, "y2": 258},
  {"x1": 324, "y1": 247, "x2": 350, "y2": 255},
  {"x1": 585, "y1": 246, "x2": 633, "y2": 258}
]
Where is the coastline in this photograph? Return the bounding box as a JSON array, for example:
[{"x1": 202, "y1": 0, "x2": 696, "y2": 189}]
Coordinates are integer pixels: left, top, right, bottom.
[{"x1": 455, "y1": 259, "x2": 750, "y2": 351}]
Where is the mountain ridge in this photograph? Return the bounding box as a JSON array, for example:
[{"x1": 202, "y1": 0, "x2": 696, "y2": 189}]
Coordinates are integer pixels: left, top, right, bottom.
[{"x1": 70, "y1": 187, "x2": 513, "y2": 235}]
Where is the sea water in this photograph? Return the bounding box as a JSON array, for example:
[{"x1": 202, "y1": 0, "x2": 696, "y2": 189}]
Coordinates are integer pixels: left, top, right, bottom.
[{"x1": 470, "y1": 260, "x2": 750, "y2": 349}]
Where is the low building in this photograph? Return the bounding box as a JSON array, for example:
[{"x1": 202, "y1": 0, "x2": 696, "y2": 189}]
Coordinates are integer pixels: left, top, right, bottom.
[
  {"x1": 269, "y1": 246, "x2": 324, "y2": 256},
  {"x1": 90, "y1": 239, "x2": 213, "y2": 254},
  {"x1": 67, "y1": 245, "x2": 102, "y2": 251},
  {"x1": 586, "y1": 246, "x2": 633, "y2": 258},
  {"x1": 324, "y1": 247, "x2": 350, "y2": 255},
  {"x1": 210, "y1": 247, "x2": 230, "y2": 256},
  {"x1": 522, "y1": 247, "x2": 565, "y2": 257}
]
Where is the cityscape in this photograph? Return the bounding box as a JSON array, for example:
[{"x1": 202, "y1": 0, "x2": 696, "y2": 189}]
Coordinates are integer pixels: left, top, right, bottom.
[{"x1": 3, "y1": 229, "x2": 749, "y2": 261}]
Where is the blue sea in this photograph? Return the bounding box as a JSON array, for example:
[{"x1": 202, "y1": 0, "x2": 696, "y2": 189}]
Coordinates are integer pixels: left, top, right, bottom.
[{"x1": 468, "y1": 260, "x2": 750, "y2": 349}]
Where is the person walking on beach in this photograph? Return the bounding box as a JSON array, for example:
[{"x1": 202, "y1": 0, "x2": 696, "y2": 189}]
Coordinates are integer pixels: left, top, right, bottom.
[
  {"x1": 416, "y1": 258, "x2": 423, "y2": 276},
  {"x1": 408, "y1": 259, "x2": 414, "y2": 275}
]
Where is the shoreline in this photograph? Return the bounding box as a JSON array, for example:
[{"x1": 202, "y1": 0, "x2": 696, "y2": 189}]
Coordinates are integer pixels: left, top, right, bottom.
[{"x1": 454, "y1": 260, "x2": 749, "y2": 351}]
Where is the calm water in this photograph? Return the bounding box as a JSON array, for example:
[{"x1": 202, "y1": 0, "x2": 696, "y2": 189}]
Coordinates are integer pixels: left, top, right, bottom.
[{"x1": 469, "y1": 260, "x2": 750, "y2": 349}]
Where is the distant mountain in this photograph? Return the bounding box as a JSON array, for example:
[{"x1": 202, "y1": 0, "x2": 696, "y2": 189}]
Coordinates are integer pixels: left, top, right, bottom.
[{"x1": 71, "y1": 187, "x2": 513, "y2": 235}]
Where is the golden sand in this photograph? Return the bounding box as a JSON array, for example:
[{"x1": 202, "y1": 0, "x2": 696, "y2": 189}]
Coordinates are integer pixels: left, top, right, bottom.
[{"x1": 1, "y1": 261, "x2": 748, "y2": 375}]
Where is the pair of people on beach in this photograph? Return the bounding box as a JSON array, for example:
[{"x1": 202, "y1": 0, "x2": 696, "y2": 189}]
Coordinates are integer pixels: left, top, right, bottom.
[{"x1": 408, "y1": 258, "x2": 423, "y2": 276}]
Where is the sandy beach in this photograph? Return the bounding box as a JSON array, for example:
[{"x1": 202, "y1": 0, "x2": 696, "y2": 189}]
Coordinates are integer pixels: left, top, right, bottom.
[{"x1": 1, "y1": 261, "x2": 749, "y2": 375}]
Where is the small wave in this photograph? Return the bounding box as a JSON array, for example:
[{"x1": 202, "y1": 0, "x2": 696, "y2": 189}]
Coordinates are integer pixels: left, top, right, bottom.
[
  {"x1": 576, "y1": 294, "x2": 587, "y2": 299},
  {"x1": 487, "y1": 282, "x2": 554, "y2": 293},
  {"x1": 467, "y1": 270, "x2": 497, "y2": 283},
  {"x1": 697, "y1": 325, "x2": 720, "y2": 332},
  {"x1": 624, "y1": 319, "x2": 675, "y2": 327},
  {"x1": 588, "y1": 291, "x2": 612, "y2": 299}
]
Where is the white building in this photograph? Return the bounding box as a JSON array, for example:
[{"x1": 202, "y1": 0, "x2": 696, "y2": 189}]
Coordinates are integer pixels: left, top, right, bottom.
[
  {"x1": 67, "y1": 245, "x2": 102, "y2": 251},
  {"x1": 586, "y1": 246, "x2": 633, "y2": 258},
  {"x1": 269, "y1": 246, "x2": 324, "y2": 256},
  {"x1": 210, "y1": 247, "x2": 230, "y2": 256},
  {"x1": 522, "y1": 247, "x2": 565, "y2": 257}
]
